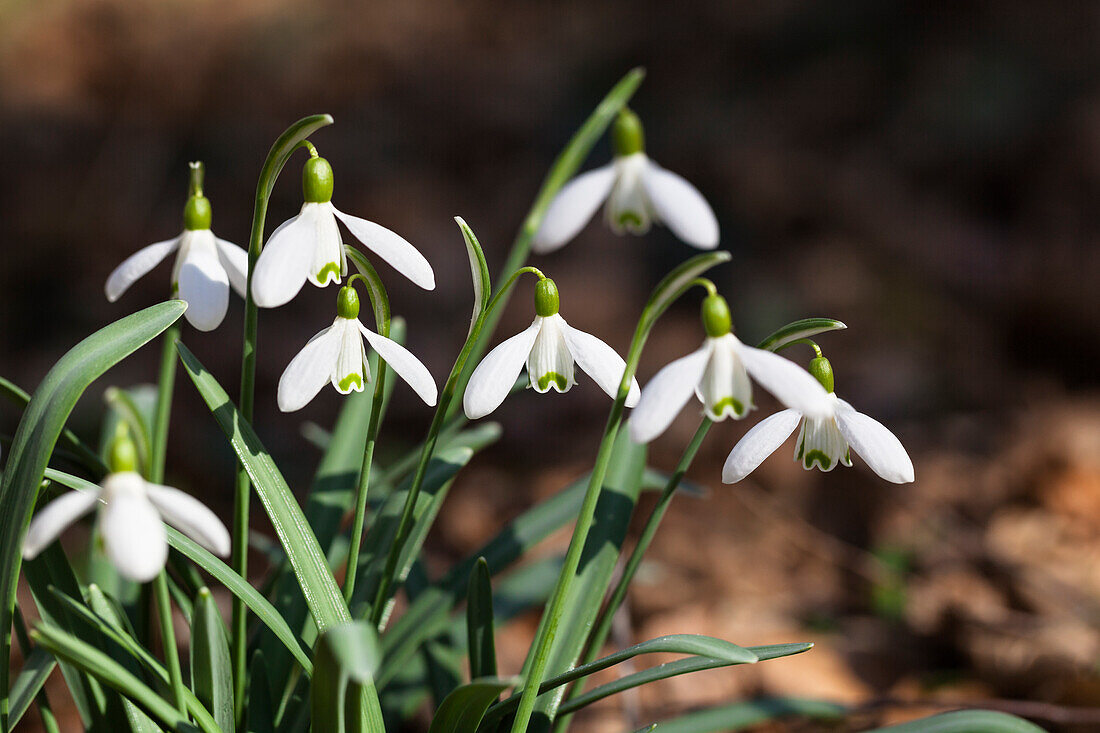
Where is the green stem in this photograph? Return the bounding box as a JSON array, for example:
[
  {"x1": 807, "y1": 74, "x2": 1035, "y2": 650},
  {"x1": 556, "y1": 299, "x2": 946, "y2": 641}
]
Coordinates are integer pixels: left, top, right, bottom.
[
  {"x1": 231, "y1": 115, "x2": 333, "y2": 725},
  {"x1": 152, "y1": 572, "x2": 186, "y2": 717},
  {"x1": 148, "y1": 321, "x2": 180, "y2": 484},
  {"x1": 553, "y1": 418, "x2": 712, "y2": 733}
]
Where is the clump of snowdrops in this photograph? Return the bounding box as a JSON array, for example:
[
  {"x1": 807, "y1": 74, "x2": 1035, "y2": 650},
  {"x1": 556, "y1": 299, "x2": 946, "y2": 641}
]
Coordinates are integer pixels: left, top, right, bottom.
[{"x1": 0, "y1": 69, "x2": 1043, "y2": 733}]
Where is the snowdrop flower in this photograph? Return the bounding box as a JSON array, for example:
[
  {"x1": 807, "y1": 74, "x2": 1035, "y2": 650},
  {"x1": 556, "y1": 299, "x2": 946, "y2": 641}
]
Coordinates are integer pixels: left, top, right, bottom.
[
  {"x1": 533, "y1": 108, "x2": 719, "y2": 252},
  {"x1": 629, "y1": 294, "x2": 831, "y2": 444},
  {"x1": 464, "y1": 278, "x2": 641, "y2": 419},
  {"x1": 105, "y1": 185, "x2": 247, "y2": 331},
  {"x1": 23, "y1": 434, "x2": 230, "y2": 582},
  {"x1": 277, "y1": 284, "x2": 437, "y2": 412},
  {"x1": 251, "y1": 155, "x2": 434, "y2": 308},
  {"x1": 723, "y1": 355, "x2": 914, "y2": 484}
]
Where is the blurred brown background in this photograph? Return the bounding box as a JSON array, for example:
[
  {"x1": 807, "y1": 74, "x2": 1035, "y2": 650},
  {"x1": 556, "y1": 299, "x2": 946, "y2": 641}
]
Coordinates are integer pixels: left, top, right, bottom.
[{"x1": 3, "y1": 1, "x2": 1100, "y2": 730}]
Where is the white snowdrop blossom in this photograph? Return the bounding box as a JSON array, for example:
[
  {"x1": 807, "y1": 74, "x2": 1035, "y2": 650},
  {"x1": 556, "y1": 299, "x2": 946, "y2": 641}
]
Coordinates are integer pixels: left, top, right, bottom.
[
  {"x1": 23, "y1": 471, "x2": 230, "y2": 582},
  {"x1": 105, "y1": 193, "x2": 247, "y2": 331},
  {"x1": 277, "y1": 285, "x2": 437, "y2": 412},
  {"x1": 629, "y1": 295, "x2": 831, "y2": 444},
  {"x1": 533, "y1": 109, "x2": 718, "y2": 253},
  {"x1": 251, "y1": 156, "x2": 434, "y2": 308},
  {"x1": 463, "y1": 278, "x2": 641, "y2": 419}
]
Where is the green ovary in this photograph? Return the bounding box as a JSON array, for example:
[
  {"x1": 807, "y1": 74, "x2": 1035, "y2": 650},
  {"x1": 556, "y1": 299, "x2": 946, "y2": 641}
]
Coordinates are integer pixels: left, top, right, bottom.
[
  {"x1": 315, "y1": 262, "x2": 340, "y2": 284},
  {"x1": 536, "y1": 372, "x2": 569, "y2": 392},
  {"x1": 710, "y1": 396, "x2": 745, "y2": 418},
  {"x1": 338, "y1": 373, "x2": 363, "y2": 392}
]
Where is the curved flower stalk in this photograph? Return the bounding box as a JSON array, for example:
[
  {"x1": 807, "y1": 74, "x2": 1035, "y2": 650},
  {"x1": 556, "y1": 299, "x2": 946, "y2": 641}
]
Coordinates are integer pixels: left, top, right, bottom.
[
  {"x1": 22, "y1": 435, "x2": 229, "y2": 582},
  {"x1": 463, "y1": 277, "x2": 640, "y2": 419},
  {"x1": 105, "y1": 165, "x2": 247, "y2": 331},
  {"x1": 723, "y1": 352, "x2": 914, "y2": 484},
  {"x1": 251, "y1": 152, "x2": 434, "y2": 308},
  {"x1": 533, "y1": 108, "x2": 719, "y2": 252},
  {"x1": 277, "y1": 283, "x2": 437, "y2": 412},
  {"x1": 629, "y1": 292, "x2": 830, "y2": 444}
]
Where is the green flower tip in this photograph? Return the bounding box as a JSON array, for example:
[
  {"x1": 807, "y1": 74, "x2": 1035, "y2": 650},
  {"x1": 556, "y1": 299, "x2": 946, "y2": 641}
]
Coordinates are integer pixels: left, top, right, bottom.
[
  {"x1": 183, "y1": 195, "x2": 212, "y2": 231},
  {"x1": 303, "y1": 156, "x2": 334, "y2": 203},
  {"x1": 809, "y1": 356, "x2": 834, "y2": 393},
  {"x1": 701, "y1": 293, "x2": 731, "y2": 338},
  {"x1": 534, "y1": 278, "x2": 560, "y2": 317},
  {"x1": 612, "y1": 107, "x2": 645, "y2": 157},
  {"x1": 337, "y1": 285, "x2": 360, "y2": 319},
  {"x1": 108, "y1": 430, "x2": 139, "y2": 474}
]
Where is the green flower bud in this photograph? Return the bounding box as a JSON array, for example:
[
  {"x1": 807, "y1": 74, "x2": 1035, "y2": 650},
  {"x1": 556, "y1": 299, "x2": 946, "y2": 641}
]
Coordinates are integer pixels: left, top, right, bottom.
[
  {"x1": 336, "y1": 285, "x2": 360, "y2": 319},
  {"x1": 303, "y1": 156, "x2": 334, "y2": 203},
  {"x1": 108, "y1": 431, "x2": 139, "y2": 474},
  {"x1": 611, "y1": 108, "x2": 645, "y2": 157},
  {"x1": 809, "y1": 356, "x2": 834, "y2": 393},
  {"x1": 183, "y1": 195, "x2": 212, "y2": 231},
  {"x1": 701, "y1": 294, "x2": 731, "y2": 338},
  {"x1": 534, "y1": 278, "x2": 560, "y2": 317}
]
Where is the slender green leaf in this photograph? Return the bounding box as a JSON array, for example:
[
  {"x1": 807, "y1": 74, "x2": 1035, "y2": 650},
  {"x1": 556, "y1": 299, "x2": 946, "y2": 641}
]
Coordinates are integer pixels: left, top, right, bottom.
[
  {"x1": 756, "y1": 318, "x2": 847, "y2": 353},
  {"x1": 456, "y1": 217, "x2": 492, "y2": 337},
  {"x1": 310, "y1": 622, "x2": 382, "y2": 733},
  {"x1": 245, "y1": 652, "x2": 274, "y2": 733},
  {"x1": 642, "y1": 252, "x2": 733, "y2": 330},
  {"x1": 866, "y1": 710, "x2": 1047, "y2": 733},
  {"x1": 191, "y1": 588, "x2": 234, "y2": 733},
  {"x1": 8, "y1": 647, "x2": 55, "y2": 730},
  {"x1": 647, "y1": 698, "x2": 845, "y2": 733},
  {"x1": 429, "y1": 677, "x2": 520, "y2": 733},
  {"x1": 0, "y1": 301, "x2": 185, "y2": 727},
  {"x1": 466, "y1": 558, "x2": 497, "y2": 680}
]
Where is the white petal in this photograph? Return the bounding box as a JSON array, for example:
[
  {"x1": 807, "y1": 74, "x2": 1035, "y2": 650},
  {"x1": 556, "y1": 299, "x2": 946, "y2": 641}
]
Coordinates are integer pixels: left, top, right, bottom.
[
  {"x1": 641, "y1": 161, "x2": 719, "y2": 248},
  {"x1": 737, "y1": 342, "x2": 831, "y2": 418},
  {"x1": 628, "y1": 345, "x2": 711, "y2": 444},
  {"x1": 533, "y1": 163, "x2": 618, "y2": 253},
  {"x1": 331, "y1": 320, "x2": 366, "y2": 395},
  {"x1": 526, "y1": 315, "x2": 575, "y2": 394},
  {"x1": 606, "y1": 154, "x2": 652, "y2": 235},
  {"x1": 696, "y1": 337, "x2": 753, "y2": 420},
  {"x1": 307, "y1": 204, "x2": 343, "y2": 287},
  {"x1": 177, "y1": 240, "x2": 230, "y2": 331},
  {"x1": 332, "y1": 205, "x2": 435, "y2": 290},
  {"x1": 215, "y1": 237, "x2": 249, "y2": 297},
  {"x1": 104, "y1": 237, "x2": 180, "y2": 301},
  {"x1": 22, "y1": 490, "x2": 100, "y2": 559},
  {"x1": 722, "y1": 409, "x2": 802, "y2": 483},
  {"x1": 144, "y1": 483, "x2": 230, "y2": 556},
  {"x1": 463, "y1": 319, "x2": 542, "y2": 419},
  {"x1": 251, "y1": 212, "x2": 314, "y2": 308},
  {"x1": 834, "y1": 400, "x2": 915, "y2": 483},
  {"x1": 559, "y1": 319, "x2": 641, "y2": 406},
  {"x1": 360, "y1": 323, "x2": 438, "y2": 406},
  {"x1": 100, "y1": 488, "x2": 167, "y2": 582},
  {"x1": 277, "y1": 325, "x2": 342, "y2": 412}
]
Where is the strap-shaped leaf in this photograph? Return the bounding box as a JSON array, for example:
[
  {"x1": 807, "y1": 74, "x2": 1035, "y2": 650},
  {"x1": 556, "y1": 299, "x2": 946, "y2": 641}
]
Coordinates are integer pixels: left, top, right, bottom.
[
  {"x1": 466, "y1": 558, "x2": 497, "y2": 680},
  {"x1": 429, "y1": 677, "x2": 520, "y2": 733},
  {"x1": 7, "y1": 647, "x2": 55, "y2": 730},
  {"x1": 756, "y1": 317, "x2": 847, "y2": 353},
  {"x1": 0, "y1": 300, "x2": 185, "y2": 727},
  {"x1": 245, "y1": 652, "x2": 274, "y2": 733},
  {"x1": 456, "y1": 217, "x2": 492, "y2": 337},
  {"x1": 190, "y1": 588, "x2": 234, "y2": 733},
  {"x1": 644, "y1": 697, "x2": 845, "y2": 732},
  {"x1": 866, "y1": 710, "x2": 1047, "y2": 733},
  {"x1": 310, "y1": 622, "x2": 382, "y2": 733}
]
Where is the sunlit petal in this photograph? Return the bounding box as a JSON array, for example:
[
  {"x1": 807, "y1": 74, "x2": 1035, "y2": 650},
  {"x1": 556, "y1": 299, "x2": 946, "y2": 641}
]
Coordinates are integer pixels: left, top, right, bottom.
[
  {"x1": 177, "y1": 234, "x2": 230, "y2": 331},
  {"x1": 360, "y1": 323, "x2": 438, "y2": 406},
  {"x1": 251, "y1": 210, "x2": 314, "y2": 308},
  {"x1": 277, "y1": 325, "x2": 343, "y2": 412},
  {"x1": 332, "y1": 204, "x2": 435, "y2": 290},
  {"x1": 738, "y1": 342, "x2": 831, "y2": 418},
  {"x1": 144, "y1": 482, "x2": 230, "y2": 557},
  {"x1": 533, "y1": 164, "x2": 617, "y2": 253},
  {"x1": 722, "y1": 409, "x2": 802, "y2": 483},
  {"x1": 629, "y1": 344, "x2": 710, "y2": 444},
  {"x1": 641, "y1": 160, "x2": 719, "y2": 248},
  {"x1": 559, "y1": 318, "x2": 640, "y2": 406},
  {"x1": 105, "y1": 237, "x2": 180, "y2": 301},
  {"x1": 834, "y1": 400, "x2": 915, "y2": 483},
  {"x1": 464, "y1": 319, "x2": 542, "y2": 419},
  {"x1": 215, "y1": 237, "x2": 249, "y2": 297},
  {"x1": 22, "y1": 490, "x2": 100, "y2": 560}
]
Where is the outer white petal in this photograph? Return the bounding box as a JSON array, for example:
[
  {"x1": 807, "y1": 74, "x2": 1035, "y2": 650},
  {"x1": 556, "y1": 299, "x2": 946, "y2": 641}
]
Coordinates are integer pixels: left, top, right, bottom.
[
  {"x1": 533, "y1": 164, "x2": 618, "y2": 253},
  {"x1": 360, "y1": 323, "x2": 438, "y2": 406},
  {"x1": 331, "y1": 319, "x2": 366, "y2": 394},
  {"x1": 215, "y1": 237, "x2": 249, "y2": 297},
  {"x1": 100, "y1": 487, "x2": 168, "y2": 582},
  {"x1": 641, "y1": 161, "x2": 719, "y2": 248},
  {"x1": 277, "y1": 325, "x2": 343, "y2": 412},
  {"x1": 251, "y1": 211, "x2": 315, "y2": 308},
  {"x1": 834, "y1": 400, "x2": 915, "y2": 483},
  {"x1": 463, "y1": 319, "x2": 542, "y2": 419},
  {"x1": 737, "y1": 342, "x2": 831, "y2": 419},
  {"x1": 104, "y1": 237, "x2": 180, "y2": 301},
  {"x1": 22, "y1": 490, "x2": 100, "y2": 559},
  {"x1": 331, "y1": 205, "x2": 435, "y2": 290},
  {"x1": 144, "y1": 483, "x2": 231, "y2": 556},
  {"x1": 177, "y1": 239, "x2": 230, "y2": 331},
  {"x1": 722, "y1": 409, "x2": 802, "y2": 483},
  {"x1": 628, "y1": 345, "x2": 711, "y2": 444},
  {"x1": 559, "y1": 320, "x2": 641, "y2": 406}
]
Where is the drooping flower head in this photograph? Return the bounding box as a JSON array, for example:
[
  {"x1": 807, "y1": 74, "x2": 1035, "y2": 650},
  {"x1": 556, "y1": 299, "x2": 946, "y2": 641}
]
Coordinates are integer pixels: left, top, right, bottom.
[
  {"x1": 277, "y1": 284, "x2": 437, "y2": 412},
  {"x1": 464, "y1": 277, "x2": 641, "y2": 419},
  {"x1": 105, "y1": 163, "x2": 247, "y2": 331},
  {"x1": 533, "y1": 108, "x2": 719, "y2": 253},
  {"x1": 251, "y1": 154, "x2": 435, "y2": 308},
  {"x1": 723, "y1": 353, "x2": 914, "y2": 484},
  {"x1": 630, "y1": 293, "x2": 831, "y2": 444},
  {"x1": 23, "y1": 430, "x2": 230, "y2": 582}
]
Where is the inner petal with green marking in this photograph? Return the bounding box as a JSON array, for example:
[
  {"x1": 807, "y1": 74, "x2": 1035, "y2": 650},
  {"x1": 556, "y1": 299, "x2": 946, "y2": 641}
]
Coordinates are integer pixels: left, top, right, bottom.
[
  {"x1": 315, "y1": 261, "x2": 340, "y2": 285},
  {"x1": 527, "y1": 316, "x2": 575, "y2": 394},
  {"x1": 794, "y1": 414, "x2": 850, "y2": 473}
]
